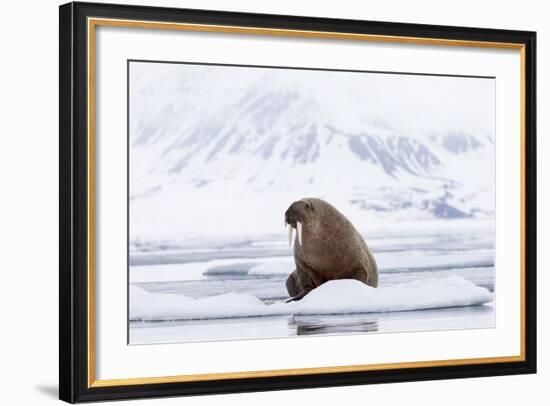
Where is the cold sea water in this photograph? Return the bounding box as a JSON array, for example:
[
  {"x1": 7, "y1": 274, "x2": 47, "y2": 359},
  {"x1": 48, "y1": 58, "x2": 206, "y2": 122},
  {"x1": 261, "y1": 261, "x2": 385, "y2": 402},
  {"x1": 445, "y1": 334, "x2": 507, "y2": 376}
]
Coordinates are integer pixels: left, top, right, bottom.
[{"x1": 128, "y1": 227, "x2": 495, "y2": 345}]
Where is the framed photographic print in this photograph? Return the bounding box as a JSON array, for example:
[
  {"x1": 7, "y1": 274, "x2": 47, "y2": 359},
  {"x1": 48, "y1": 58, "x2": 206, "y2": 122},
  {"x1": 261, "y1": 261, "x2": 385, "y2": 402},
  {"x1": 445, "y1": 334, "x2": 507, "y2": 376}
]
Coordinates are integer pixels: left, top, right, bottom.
[{"x1": 59, "y1": 1, "x2": 537, "y2": 403}]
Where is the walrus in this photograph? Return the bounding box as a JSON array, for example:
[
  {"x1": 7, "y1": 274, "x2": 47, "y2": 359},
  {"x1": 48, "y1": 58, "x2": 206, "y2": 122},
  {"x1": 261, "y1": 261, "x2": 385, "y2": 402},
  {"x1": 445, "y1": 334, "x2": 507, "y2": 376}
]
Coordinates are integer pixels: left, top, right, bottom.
[{"x1": 284, "y1": 198, "x2": 378, "y2": 302}]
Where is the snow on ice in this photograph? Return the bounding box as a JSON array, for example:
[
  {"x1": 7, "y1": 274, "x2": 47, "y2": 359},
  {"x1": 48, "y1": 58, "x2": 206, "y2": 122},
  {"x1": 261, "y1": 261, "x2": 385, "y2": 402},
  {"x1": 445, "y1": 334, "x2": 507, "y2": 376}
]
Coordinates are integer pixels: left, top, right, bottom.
[{"x1": 130, "y1": 276, "x2": 493, "y2": 321}]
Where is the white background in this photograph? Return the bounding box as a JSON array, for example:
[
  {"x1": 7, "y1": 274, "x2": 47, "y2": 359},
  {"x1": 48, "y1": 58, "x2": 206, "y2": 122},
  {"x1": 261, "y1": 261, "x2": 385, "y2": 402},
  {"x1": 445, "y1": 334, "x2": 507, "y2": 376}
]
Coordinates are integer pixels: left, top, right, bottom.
[{"x1": 0, "y1": 0, "x2": 546, "y2": 404}]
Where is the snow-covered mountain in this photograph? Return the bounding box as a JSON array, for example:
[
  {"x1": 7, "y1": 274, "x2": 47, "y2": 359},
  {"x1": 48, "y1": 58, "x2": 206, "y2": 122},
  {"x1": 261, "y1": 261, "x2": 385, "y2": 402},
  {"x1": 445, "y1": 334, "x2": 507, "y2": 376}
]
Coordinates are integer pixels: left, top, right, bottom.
[{"x1": 129, "y1": 63, "x2": 495, "y2": 241}]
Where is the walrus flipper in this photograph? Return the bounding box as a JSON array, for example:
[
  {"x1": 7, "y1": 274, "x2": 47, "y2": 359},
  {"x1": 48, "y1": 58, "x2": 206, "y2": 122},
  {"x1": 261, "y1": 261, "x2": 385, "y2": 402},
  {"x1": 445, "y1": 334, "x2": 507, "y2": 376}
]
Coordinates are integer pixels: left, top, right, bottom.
[
  {"x1": 285, "y1": 268, "x2": 316, "y2": 302},
  {"x1": 285, "y1": 270, "x2": 300, "y2": 297},
  {"x1": 285, "y1": 289, "x2": 311, "y2": 303}
]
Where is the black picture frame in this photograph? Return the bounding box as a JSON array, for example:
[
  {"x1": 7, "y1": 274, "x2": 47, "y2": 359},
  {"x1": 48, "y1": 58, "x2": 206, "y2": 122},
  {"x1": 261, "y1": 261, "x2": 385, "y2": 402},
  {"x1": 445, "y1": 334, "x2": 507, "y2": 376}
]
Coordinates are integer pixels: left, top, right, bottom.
[{"x1": 59, "y1": 1, "x2": 537, "y2": 403}]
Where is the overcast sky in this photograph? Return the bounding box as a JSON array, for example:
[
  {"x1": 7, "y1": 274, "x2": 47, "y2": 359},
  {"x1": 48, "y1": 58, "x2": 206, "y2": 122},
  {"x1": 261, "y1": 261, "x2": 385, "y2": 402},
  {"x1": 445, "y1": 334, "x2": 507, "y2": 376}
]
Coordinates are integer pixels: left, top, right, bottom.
[{"x1": 131, "y1": 61, "x2": 496, "y2": 140}]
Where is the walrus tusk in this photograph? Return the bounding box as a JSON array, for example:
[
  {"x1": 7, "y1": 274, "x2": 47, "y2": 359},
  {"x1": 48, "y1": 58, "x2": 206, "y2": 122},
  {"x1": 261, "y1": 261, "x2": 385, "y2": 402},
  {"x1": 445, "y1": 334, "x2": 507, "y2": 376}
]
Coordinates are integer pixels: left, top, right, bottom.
[
  {"x1": 288, "y1": 224, "x2": 293, "y2": 248},
  {"x1": 297, "y1": 221, "x2": 303, "y2": 246}
]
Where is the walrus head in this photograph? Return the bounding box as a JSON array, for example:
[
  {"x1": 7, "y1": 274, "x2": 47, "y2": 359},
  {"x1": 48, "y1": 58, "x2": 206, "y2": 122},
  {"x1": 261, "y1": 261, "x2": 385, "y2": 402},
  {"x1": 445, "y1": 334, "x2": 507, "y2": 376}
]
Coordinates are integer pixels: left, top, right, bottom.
[{"x1": 284, "y1": 199, "x2": 315, "y2": 248}]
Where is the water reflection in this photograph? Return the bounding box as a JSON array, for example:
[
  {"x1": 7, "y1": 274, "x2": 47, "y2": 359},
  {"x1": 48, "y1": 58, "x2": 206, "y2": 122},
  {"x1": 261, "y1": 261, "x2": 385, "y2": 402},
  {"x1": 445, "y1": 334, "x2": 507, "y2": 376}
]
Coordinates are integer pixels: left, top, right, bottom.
[{"x1": 289, "y1": 314, "x2": 379, "y2": 336}]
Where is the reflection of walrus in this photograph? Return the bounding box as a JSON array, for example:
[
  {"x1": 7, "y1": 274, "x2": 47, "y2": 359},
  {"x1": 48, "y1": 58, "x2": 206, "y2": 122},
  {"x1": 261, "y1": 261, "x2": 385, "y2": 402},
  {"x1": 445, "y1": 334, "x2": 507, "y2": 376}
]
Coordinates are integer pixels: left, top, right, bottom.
[{"x1": 284, "y1": 198, "x2": 378, "y2": 302}]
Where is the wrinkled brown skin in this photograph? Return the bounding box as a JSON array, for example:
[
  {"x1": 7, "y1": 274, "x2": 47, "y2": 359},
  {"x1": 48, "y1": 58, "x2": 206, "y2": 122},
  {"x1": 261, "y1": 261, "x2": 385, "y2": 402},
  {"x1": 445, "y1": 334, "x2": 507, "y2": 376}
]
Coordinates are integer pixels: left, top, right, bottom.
[{"x1": 284, "y1": 198, "x2": 378, "y2": 302}]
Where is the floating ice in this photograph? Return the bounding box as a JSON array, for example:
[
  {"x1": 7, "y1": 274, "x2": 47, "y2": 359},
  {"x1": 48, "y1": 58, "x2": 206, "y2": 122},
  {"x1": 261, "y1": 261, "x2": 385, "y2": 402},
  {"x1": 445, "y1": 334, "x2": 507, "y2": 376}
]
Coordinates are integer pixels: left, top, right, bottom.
[
  {"x1": 248, "y1": 261, "x2": 294, "y2": 276},
  {"x1": 130, "y1": 276, "x2": 493, "y2": 321},
  {"x1": 294, "y1": 276, "x2": 492, "y2": 315}
]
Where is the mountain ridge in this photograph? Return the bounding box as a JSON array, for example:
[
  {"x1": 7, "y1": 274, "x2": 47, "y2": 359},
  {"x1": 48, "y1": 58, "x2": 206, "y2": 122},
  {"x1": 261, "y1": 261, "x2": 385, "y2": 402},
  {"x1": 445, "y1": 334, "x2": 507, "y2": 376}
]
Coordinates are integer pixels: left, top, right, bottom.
[{"x1": 128, "y1": 63, "x2": 495, "y2": 240}]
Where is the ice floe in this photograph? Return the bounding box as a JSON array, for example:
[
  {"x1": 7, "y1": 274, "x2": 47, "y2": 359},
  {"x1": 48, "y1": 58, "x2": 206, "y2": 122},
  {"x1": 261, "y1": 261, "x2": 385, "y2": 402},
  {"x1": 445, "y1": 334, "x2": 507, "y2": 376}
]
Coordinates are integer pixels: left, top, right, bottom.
[{"x1": 130, "y1": 276, "x2": 493, "y2": 321}]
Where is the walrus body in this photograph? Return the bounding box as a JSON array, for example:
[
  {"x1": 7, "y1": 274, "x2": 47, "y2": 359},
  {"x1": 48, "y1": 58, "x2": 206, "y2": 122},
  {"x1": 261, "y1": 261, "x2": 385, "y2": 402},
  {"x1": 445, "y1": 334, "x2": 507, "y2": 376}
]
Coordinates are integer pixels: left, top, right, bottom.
[{"x1": 284, "y1": 198, "x2": 378, "y2": 302}]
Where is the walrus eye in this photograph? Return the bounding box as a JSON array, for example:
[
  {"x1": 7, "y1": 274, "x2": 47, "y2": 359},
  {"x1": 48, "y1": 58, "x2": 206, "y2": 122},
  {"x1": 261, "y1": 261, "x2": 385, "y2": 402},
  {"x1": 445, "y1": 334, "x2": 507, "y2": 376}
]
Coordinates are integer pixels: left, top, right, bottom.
[{"x1": 305, "y1": 201, "x2": 312, "y2": 210}]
